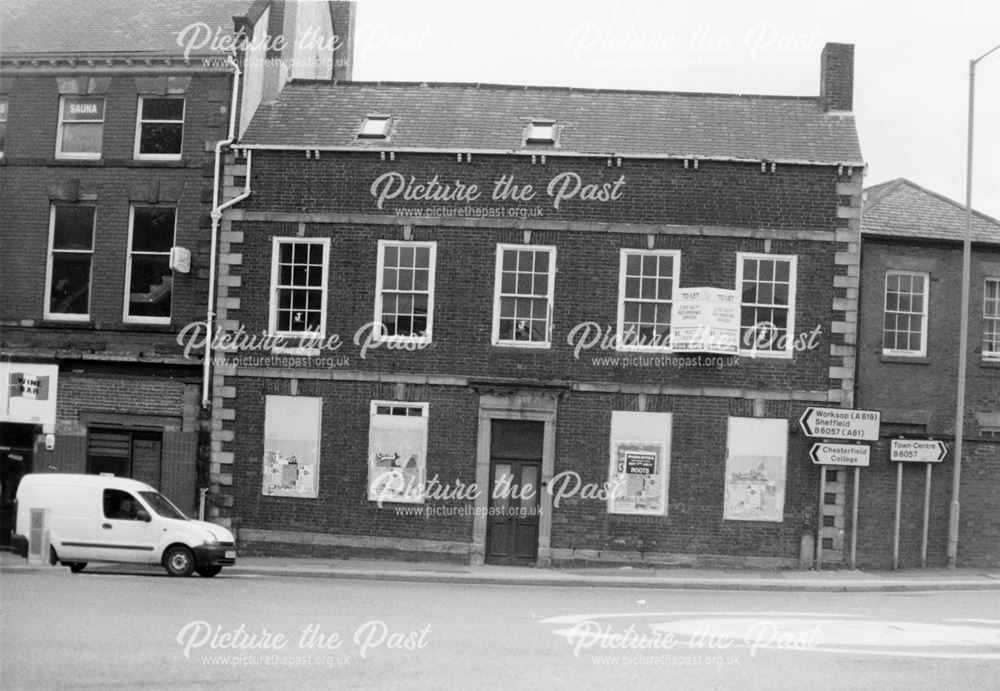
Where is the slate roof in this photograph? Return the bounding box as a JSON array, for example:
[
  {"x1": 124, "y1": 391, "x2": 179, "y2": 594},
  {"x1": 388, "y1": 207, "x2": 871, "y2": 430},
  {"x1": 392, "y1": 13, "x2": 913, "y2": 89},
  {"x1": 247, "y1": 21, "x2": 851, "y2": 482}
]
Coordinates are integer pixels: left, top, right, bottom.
[
  {"x1": 239, "y1": 81, "x2": 865, "y2": 164},
  {"x1": 863, "y1": 178, "x2": 1000, "y2": 245},
  {"x1": 0, "y1": 0, "x2": 252, "y2": 57}
]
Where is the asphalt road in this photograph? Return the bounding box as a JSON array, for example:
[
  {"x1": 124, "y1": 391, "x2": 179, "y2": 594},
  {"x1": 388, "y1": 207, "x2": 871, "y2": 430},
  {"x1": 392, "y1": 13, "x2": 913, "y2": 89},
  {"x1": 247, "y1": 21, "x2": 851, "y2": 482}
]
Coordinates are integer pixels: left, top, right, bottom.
[{"x1": 2, "y1": 566, "x2": 999, "y2": 690}]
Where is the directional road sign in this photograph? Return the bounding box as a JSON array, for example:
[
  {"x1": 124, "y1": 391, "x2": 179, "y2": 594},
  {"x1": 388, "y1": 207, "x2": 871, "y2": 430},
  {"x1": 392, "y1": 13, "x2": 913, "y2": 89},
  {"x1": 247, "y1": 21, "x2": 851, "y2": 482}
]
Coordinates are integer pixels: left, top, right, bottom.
[
  {"x1": 799, "y1": 407, "x2": 880, "y2": 441},
  {"x1": 890, "y1": 439, "x2": 947, "y2": 463},
  {"x1": 810, "y1": 443, "x2": 871, "y2": 467}
]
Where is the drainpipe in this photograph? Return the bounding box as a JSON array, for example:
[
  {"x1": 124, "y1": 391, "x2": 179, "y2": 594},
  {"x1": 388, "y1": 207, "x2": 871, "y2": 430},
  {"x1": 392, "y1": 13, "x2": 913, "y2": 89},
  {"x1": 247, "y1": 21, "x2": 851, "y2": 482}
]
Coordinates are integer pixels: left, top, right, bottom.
[{"x1": 202, "y1": 54, "x2": 250, "y2": 408}]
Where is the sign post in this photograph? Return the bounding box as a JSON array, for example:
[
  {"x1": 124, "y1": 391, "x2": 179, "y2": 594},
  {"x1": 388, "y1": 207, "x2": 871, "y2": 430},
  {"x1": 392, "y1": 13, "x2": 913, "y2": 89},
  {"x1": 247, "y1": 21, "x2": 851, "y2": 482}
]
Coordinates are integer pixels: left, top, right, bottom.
[
  {"x1": 800, "y1": 407, "x2": 880, "y2": 571},
  {"x1": 890, "y1": 439, "x2": 947, "y2": 568}
]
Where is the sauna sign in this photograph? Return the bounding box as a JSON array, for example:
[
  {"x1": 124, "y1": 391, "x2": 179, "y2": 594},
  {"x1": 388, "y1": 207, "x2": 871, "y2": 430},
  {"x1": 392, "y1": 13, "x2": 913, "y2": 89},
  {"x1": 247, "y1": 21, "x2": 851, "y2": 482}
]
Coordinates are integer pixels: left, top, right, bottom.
[
  {"x1": 61, "y1": 97, "x2": 104, "y2": 120},
  {"x1": 369, "y1": 171, "x2": 626, "y2": 211}
]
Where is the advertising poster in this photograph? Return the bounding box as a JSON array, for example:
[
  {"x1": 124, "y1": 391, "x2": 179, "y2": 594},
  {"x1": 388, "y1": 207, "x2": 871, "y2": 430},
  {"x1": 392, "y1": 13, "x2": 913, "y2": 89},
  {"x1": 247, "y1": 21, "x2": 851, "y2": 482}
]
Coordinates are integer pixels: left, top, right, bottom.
[
  {"x1": 723, "y1": 417, "x2": 787, "y2": 522},
  {"x1": 608, "y1": 411, "x2": 671, "y2": 516},
  {"x1": 262, "y1": 395, "x2": 322, "y2": 498},
  {"x1": 367, "y1": 403, "x2": 428, "y2": 504}
]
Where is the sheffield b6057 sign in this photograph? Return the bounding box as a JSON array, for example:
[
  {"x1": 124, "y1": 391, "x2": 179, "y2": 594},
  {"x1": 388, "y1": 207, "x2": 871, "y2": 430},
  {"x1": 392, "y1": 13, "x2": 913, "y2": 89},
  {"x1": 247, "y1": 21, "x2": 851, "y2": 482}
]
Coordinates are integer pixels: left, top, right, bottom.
[{"x1": 799, "y1": 407, "x2": 880, "y2": 441}]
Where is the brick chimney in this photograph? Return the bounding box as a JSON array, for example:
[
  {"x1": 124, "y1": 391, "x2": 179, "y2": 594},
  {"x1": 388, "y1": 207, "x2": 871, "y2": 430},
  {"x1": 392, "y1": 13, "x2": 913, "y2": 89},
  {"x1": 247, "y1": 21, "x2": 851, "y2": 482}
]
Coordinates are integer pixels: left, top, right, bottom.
[
  {"x1": 328, "y1": 0, "x2": 355, "y2": 81},
  {"x1": 819, "y1": 43, "x2": 854, "y2": 112}
]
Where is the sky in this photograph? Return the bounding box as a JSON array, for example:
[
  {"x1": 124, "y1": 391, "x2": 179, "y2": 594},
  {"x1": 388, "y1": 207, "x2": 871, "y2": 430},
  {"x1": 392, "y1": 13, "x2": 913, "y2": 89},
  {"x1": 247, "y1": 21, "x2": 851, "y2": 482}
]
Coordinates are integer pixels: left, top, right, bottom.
[{"x1": 347, "y1": 0, "x2": 1000, "y2": 221}]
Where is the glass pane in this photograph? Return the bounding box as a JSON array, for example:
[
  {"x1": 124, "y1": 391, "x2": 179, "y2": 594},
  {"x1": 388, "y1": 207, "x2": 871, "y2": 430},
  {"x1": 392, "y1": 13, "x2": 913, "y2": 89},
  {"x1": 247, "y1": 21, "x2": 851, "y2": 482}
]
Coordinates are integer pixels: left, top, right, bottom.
[
  {"x1": 415, "y1": 246, "x2": 430, "y2": 268},
  {"x1": 625, "y1": 253, "x2": 640, "y2": 275},
  {"x1": 142, "y1": 98, "x2": 184, "y2": 121},
  {"x1": 139, "y1": 122, "x2": 183, "y2": 155},
  {"x1": 492, "y1": 463, "x2": 512, "y2": 511},
  {"x1": 502, "y1": 249, "x2": 516, "y2": 271},
  {"x1": 128, "y1": 255, "x2": 172, "y2": 318},
  {"x1": 53, "y1": 206, "x2": 95, "y2": 249},
  {"x1": 61, "y1": 122, "x2": 103, "y2": 154},
  {"x1": 535, "y1": 251, "x2": 549, "y2": 272},
  {"x1": 383, "y1": 267, "x2": 398, "y2": 291},
  {"x1": 132, "y1": 207, "x2": 175, "y2": 252},
  {"x1": 520, "y1": 465, "x2": 538, "y2": 510},
  {"x1": 775, "y1": 261, "x2": 790, "y2": 282},
  {"x1": 49, "y1": 253, "x2": 91, "y2": 314}
]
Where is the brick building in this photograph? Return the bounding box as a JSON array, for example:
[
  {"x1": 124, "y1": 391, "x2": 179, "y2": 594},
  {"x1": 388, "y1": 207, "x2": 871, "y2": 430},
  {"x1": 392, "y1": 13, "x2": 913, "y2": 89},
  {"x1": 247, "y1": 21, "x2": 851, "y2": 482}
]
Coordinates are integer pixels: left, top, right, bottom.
[
  {"x1": 855, "y1": 179, "x2": 1000, "y2": 567},
  {"x1": 0, "y1": 0, "x2": 355, "y2": 546},
  {"x1": 0, "y1": 0, "x2": 254, "y2": 544},
  {"x1": 207, "y1": 41, "x2": 867, "y2": 568}
]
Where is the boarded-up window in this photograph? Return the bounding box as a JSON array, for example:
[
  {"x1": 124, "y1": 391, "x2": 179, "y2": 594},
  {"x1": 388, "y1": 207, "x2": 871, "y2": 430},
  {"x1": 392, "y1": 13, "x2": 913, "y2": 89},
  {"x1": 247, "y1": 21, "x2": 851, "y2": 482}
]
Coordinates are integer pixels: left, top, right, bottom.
[
  {"x1": 368, "y1": 402, "x2": 428, "y2": 505},
  {"x1": 262, "y1": 396, "x2": 322, "y2": 498},
  {"x1": 723, "y1": 417, "x2": 787, "y2": 522},
  {"x1": 608, "y1": 411, "x2": 671, "y2": 516}
]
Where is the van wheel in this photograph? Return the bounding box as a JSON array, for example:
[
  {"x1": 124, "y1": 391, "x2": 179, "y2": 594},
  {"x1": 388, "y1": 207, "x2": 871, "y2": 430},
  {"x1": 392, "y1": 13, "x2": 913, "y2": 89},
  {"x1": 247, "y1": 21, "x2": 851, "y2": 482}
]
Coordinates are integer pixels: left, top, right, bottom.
[
  {"x1": 196, "y1": 566, "x2": 222, "y2": 578},
  {"x1": 69, "y1": 562, "x2": 87, "y2": 573},
  {"x1": 163, "y1": 546, "x2": 195, "y2": 577}
]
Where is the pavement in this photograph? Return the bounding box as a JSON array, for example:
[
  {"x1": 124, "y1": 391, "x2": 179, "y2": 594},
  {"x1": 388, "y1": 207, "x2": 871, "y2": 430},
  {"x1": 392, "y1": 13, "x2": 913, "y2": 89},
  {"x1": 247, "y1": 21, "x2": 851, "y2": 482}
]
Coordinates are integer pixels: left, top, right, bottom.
[{"x1": 3, "y1": 549, "x2": 999, "y2": 592}]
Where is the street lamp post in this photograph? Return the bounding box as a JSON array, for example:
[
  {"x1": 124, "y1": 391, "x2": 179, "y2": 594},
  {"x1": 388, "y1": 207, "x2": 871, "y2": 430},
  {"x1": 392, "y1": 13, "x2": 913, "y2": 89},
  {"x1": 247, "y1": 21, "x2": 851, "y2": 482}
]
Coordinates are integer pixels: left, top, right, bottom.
[{"x1": 948, "y1": 42, "x2": 1000, "y2": 569}]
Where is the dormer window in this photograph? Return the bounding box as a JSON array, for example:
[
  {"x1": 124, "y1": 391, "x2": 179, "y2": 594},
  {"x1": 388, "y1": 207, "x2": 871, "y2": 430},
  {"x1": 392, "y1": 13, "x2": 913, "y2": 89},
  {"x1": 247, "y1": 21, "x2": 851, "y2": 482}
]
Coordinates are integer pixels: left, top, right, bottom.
[
  {"x1": 526, "y1": 120, "x2": 556, "y2": 145},
  {"x1": 359, "y1": 115, "x2": 391, "y2": 139}
]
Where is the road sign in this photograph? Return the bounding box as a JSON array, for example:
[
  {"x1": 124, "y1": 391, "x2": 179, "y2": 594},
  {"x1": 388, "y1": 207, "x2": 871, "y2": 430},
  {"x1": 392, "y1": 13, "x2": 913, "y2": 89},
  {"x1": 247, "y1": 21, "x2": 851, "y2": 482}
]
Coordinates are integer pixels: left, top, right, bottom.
[
  {"x1": 799, "y1": 407, "x2": 880, "y2": 441},
  {"x1": 890, "y1": 439, "x2": 947, "y2": 463},
  {"x1": 810, "y1": 443, "x2": 871, "y2": 467}
]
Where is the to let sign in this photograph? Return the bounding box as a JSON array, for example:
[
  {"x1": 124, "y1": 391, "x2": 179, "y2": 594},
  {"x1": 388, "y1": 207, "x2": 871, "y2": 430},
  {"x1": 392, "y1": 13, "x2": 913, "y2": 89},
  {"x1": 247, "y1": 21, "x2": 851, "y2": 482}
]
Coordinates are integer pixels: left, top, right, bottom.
[
  {"x1": 810, "y1": 443, "x2": 871, "y2": 467},
  {"x1": 890, "y1": 439, "x2": 947, "y2": 463},
  {"x1": 799, "y1": 407, "x2": 880, "y2": 441}
]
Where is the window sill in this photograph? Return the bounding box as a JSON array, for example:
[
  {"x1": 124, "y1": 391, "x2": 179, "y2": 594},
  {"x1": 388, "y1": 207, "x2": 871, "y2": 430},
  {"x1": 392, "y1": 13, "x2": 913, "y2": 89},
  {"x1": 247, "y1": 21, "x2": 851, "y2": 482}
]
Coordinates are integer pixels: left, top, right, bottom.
[
  {"x1": 40, "y1": 319, "x2": 95, "y2": 329},
  {"x1": 492, "y1": 341, "x2": 553, "y2": 350},
  {"x1": 49, "y1": 158, "x2": 105, "y2": 166},
  {"x1": 980, "y1": 357, "x2": 1000, "y2": 369},
  {"x1": 271, "y1": 346, "x2": 321, "y2": 357},
  {"x1": 118, "y1": 322, "x2": 176, "y2": 333},
  {"x1": 880, "y1": 354, "x2": 930, "y2": 365}
]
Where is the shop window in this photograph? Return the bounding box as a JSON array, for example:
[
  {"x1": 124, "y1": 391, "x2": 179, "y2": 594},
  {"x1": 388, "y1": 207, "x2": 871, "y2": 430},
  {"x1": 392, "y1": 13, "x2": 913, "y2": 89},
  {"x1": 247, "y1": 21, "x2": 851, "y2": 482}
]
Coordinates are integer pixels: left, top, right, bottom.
[
  {"x1": 0, "y1": 95, "x2": 8, "y2": 156},
  {"x1": 45, "y1": 205, "x2": 95, "y2": 320},
  {"x1": 135, "y1": 96, "x2": 184, "y2": 159},
  {"x1": 492, "y1": 244, "x2": 556, "y2": 347},
  {"x1": 736, "y1": 253, "x2": 797, "y2": 357},
  {"x1": 88, "y1": 428, "x2": 162, "y2": 487},
  {"x1": 984, "y1": 278, "x2": 1000, "y2": 360},
  {"x1": 374, "y1": 241, "x2": 436, "y2": 341},
  {"x1": 269, "y1": 238, "x2": 329, "y2": 337},
  {"x1": 883, "y1": 271, "x2": 928, "y2": 356},
  {"x1": 125, "y1": 206, "x2": 175, "y2": 323},
  {"x1": 616, "y1": 249, "x2": 679, "y2": 350},
  {"x1": 56, "y1": 95, "x2": 104, "y2": 159},
  {"x1": 367, "y1": 401, "x2": 428, "y2": 505},
  {"x1": 358, "y1": 115, "x2": 390, "y2": 139}
]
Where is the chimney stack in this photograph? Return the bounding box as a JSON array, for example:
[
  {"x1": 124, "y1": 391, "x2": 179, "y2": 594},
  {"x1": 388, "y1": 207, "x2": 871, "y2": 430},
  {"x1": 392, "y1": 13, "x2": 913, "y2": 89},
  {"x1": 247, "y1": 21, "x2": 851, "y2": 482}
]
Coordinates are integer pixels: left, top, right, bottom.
[
  {"x1": 819, "y1": 43, "x2": 854, "y2": 112},
  {"x1": 329, "y1": 0, "x2": 356, "y2": 81}
]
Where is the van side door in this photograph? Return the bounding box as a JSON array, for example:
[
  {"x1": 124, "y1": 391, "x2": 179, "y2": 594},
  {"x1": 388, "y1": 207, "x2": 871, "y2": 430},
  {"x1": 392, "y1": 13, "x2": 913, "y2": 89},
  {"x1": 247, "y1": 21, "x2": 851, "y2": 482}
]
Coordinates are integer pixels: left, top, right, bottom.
[{"x1": 93, "y1": 489, "x2": 162, "y2": 564}]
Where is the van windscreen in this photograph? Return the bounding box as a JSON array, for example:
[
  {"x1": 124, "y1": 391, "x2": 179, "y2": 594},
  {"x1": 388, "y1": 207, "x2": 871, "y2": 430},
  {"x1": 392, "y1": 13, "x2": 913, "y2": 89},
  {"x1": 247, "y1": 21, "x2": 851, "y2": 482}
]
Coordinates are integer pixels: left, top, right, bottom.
[{"x1": 139, "y1": 491, "x2": 187, "y2": 520}]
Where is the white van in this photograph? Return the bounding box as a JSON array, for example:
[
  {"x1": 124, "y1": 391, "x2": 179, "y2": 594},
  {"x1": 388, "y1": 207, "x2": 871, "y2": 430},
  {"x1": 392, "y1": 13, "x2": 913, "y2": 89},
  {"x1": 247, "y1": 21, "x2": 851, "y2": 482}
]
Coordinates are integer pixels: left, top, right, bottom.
[{"x1": 10, "y1": 473, "x2": 236, "y2": 577}]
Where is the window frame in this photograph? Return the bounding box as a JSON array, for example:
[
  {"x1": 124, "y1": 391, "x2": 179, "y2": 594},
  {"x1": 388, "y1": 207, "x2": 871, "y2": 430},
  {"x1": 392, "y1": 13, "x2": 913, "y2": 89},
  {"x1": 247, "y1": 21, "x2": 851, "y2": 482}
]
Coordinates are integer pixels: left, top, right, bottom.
[
  {"x1": 615, "y1": 249, "x2": 681, "y2": 352},
  {"x1": 44, "y1": 204, "x2": 95, "y2": 321},
  {"x1": 525, "y1": 120, "x2": 556, "y2": 145},
  {"x1": 55, "y1": 95, "x2": 105, "y2": 160},
  {"x1": 358, "y1": 115, "x2": 391, "y2": 140},
  {"x1": 491, "y1": 243, "x2": 557, "y2": 349},
  {"x1": 367, "y1": 400, "x2": 429, "y2": 505},
  {"x1": 122, "y1": 205, "x2": 176, "y2": 325},
  {"x1": 0, "y1": 95, "x2": 8, "y2": 157},
  {"x1": 373, "y1": 240, "x2": 437, "y2": 344},
  {"x1": 882, "y1": 270, "x2": 929, "y2": 357},
  {"x1": 735, "y1": 252, "x2": 797, "y2": 359},
  {"x1": 268, "y1": 237, "x2": 331, "y2": 339},
  {"x1": 133, "y1": 95, "x2": 185, "y2": 161},
  {"x1": 984, "y1": 277, "x2": 1000, "y2": 361}
]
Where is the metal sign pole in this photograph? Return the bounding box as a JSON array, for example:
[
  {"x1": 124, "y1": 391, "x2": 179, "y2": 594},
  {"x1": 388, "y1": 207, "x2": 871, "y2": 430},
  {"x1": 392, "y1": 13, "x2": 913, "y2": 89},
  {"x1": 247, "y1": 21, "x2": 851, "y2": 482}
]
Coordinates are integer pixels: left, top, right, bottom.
[
  {"x1": 921, "y1": 464, "x2": 932, "y2": 568},
  {"x1": 893, "y1": 461, "x2": 903, "y2": 570},
  {"x1": 850, "y1": 466, "x2": 860, "y2": 570},
  {"x1": 817, "y1": 466, "x2": 827, "y2": 570}
]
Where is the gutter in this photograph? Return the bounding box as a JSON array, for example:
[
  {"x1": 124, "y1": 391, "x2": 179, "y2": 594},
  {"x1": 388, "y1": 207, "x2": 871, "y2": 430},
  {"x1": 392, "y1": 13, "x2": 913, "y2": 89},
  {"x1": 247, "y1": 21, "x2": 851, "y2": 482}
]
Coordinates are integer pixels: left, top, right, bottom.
[{"x1": 203, "y1": 55, "x2": 251, "y2": 409}]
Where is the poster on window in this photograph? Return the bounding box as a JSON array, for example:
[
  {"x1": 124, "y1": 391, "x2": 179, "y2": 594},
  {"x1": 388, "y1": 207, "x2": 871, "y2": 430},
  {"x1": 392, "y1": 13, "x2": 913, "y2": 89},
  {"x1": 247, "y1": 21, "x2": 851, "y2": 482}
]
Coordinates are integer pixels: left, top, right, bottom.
[
  {"x1": 723, "y1": 417, "x2": 787, "y2": 522},
  {"x1": 367, "y1": 403, "x2": 428, "y2": 504},
  {"x1": 262, "y1": 395, "x2": 321, "y2": 498},
  {"x1": 669, "y1": 287, "x2": 740, "y2": 354},
  {"x1": 608, "y1": 411, "x2": 671, "y2": 516}
]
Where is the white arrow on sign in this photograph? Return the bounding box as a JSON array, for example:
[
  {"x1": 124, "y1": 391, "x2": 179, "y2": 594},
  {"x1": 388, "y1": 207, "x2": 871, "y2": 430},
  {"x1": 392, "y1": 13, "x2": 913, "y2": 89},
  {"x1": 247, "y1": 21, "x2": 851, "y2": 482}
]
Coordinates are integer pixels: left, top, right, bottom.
[
  {"x1": 810, "y1": 443, "x2": 871, "y2": 467},
  {"x1": 890, "y1": 439, "x2": 947, "y2": 463},
  {"x1": 799, "y1": 407, "x2": 880, "y2": 441}
]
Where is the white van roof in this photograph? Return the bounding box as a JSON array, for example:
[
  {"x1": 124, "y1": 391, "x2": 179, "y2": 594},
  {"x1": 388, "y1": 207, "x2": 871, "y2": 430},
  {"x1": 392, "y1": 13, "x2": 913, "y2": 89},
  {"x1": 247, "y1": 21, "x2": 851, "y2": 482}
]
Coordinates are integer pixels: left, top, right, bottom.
[{"x1": 18, "y1": 473, "x2": 157, "y2": 493}]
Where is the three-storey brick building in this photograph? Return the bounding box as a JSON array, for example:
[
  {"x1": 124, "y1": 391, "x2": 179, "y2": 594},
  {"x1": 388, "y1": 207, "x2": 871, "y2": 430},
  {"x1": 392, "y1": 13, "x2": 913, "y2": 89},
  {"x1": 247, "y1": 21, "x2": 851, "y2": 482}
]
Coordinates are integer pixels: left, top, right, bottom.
[{"x1": 208, "y1": 43, "x2": 866, "y2": 567}]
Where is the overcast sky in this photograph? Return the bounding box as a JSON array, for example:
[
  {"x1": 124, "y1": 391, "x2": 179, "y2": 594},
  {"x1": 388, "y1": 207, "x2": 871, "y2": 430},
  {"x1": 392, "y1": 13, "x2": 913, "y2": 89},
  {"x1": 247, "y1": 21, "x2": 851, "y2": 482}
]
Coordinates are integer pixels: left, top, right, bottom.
[{"x1": 349, "y1": 0, "x2": 1000, "y2": 221}]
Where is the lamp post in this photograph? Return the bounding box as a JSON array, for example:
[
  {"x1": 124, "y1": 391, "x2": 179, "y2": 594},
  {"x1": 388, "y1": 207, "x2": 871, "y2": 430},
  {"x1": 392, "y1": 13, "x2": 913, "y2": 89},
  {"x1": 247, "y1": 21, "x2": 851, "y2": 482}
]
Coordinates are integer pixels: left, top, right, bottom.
[{"x1": 948, "y1": 42, "x2": 1000, "y2": 569}]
